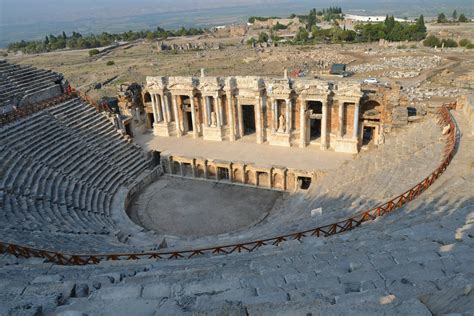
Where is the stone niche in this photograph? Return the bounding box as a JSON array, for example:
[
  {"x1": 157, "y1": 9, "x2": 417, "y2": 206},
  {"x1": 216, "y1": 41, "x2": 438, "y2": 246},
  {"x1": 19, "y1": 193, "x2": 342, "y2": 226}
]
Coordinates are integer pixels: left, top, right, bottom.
[
  {"x1": 200, "y1": 77, "x2": 226, "y2": 141},
  {"x1": 267, "y1": 78, "x2": 294, "y2": 147}
]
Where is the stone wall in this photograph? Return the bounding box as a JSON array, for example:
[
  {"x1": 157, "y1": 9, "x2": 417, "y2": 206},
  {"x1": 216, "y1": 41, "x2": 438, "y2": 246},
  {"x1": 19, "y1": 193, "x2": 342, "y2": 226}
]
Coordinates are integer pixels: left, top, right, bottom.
[
  {"x1": 161, "y1": 154, "x2": 320, "y2": 192},
  {"x1": 144, "y1": 75, "x2": 402, "y2": 153}
]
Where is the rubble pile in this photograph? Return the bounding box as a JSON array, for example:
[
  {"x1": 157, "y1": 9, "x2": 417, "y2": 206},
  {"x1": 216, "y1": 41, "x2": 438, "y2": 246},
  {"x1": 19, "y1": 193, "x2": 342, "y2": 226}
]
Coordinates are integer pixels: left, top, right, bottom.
[
  {"x1": 261, "y1": 49, "x2": 353, "y2": 70},
  {"x1": 404, "y1": 85, "x2": 468, "y2": 103},
  {"x1": 350, "y1": 56, "x2": 443, "y2": 78},
  {"x1": 158, "y1": 41, "x2": 223, "y2": 52}
]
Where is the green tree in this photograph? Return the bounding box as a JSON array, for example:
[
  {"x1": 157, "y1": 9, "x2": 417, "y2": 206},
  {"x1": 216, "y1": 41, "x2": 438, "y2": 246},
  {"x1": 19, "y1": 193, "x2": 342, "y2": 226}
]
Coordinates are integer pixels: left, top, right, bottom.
[
  {"x1": 452, "y1": 10, "x2": 457, "y2": 20},
  {"x1": 146, "y1": 31, "x2": 155, "y2": 41},
  {"x1": 295, "y1": 27, "x2": 309, "y2": 42},
  {"x1": 246, "y1": 37, "x2": 256, "y2": 46},
  {"x1": 106, "y1": 60, "x2": 115, "y2": 66},
  {"x1": 437, "y1": 13, "x2": 447, "y2": 23},
  {"x1": 89, "y1": 49, "x2": 99, "y2": 56},
  {"x1": 416, "y1": 15, "x2": 427, "y2": 33},
  {"x1": 272, "y1": 22, "x2": 287, "y2": 31},
  {"x1": 459, "y1": 39, "x2": 471, "y2": 47},
  {"x1": 423, "y1": 35, "x2": 441, "y2": 47},
  {"x1": 307, "y1": 8, "x2": 317, "y2": 30},
  {"x1": 258, "y1": 32, "x2": 269, "y2": 43},
  {"x1": 441, "y1": 38, "x2": 458, "y2": 47},
  {"x1": 458, "y1": 14, "x2": 468, "y2": 22}
]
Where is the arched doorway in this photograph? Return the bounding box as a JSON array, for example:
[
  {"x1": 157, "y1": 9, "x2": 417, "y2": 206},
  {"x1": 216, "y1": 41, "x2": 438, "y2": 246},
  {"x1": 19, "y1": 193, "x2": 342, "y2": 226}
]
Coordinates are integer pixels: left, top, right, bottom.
[
  {"x1": 144, "y1": 92, "x2": 154, "y2": 128},
  {"x1": 143, "y1": 92, "x2": 152, "y2": 104},
  {"x1": 360, "y1": 100, "x2": 382, "y2": 146}
]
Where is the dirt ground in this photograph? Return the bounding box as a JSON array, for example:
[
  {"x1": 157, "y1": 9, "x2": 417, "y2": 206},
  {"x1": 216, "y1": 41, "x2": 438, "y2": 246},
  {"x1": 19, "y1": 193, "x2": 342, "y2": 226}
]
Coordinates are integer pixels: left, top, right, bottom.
[{"x1": 128, "y1": 176, "x2": 283, "y2": 238}]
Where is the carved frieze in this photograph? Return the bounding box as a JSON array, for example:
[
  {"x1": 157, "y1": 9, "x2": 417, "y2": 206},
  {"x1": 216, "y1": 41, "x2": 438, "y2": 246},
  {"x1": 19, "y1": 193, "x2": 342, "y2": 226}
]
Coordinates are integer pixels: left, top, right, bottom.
[
  {"x1": 146, "y1": 76, "x2": 168, "y2": 92},
  {"x1": 293, "y1": 79, "x2": 330, "y2": 98},
  {"x1": 266, "y1": 78, "x2": 292, "y2": 98}
]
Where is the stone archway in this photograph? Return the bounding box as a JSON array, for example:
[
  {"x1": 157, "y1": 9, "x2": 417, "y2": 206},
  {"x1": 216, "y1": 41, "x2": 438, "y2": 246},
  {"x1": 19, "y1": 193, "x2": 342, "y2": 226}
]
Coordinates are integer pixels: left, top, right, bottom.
[
  {"x1": 360, "y1": 100, "x2": 382, "y2": 145},
  {"x1": 143, "y1": 92, "x2": 152, "y2": 103},
  {"x1": 361, "y1": 100, "x2": 382, "y2": 118},
  {"x1": 172, "y1": 161, "x2": 181, "y2": 175},
  {"x1": 257, "y1": 172, "x2": 269, "y2": 188},
  {"x1": 234, "y1": 169, "x2": 243, "y2": 183},
  {"x1": 273, "y1": 173, "x2": 284, "y2": 190}
]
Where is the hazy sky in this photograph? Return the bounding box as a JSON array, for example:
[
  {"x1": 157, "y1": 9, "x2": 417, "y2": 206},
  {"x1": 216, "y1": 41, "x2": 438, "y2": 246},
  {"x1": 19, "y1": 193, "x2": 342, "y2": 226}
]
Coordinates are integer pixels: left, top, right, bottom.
[{"x1": 0, "y1": 0, "x2": 472, "y2": 46}]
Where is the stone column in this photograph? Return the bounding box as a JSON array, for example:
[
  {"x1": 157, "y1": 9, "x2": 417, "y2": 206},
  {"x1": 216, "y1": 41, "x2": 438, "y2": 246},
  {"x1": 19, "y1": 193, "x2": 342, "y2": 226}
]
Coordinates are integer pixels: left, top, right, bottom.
[
  {"x1": 227, "y1": 93, "x2": 236, "y2": 141},
  {"x1": 216, "y1": 93, "x2": 222, "y2": 127},
  {"x1": 173, "y1": 95, "x2": 182, "y2": 137},
  {"x1": 202, "y1": 96, "x2": 208, "y2": 126},
  {"x1": 166, "y1": 93, "x2": 172, "y2": 122},
  {"x1": 156, "y1": 94, "x2": 163, "y2": 122},
  {"x1": 206, "y1": 96, "x2": 211, "y2": 126},
  {"x1": 189, "y1": 94, "x2": 198, "y2": 138},
  {"x1": 353, "y1": 103, "x2": 360, "y2": 140},
  {"x1": 285, "y1": 98, "x2": 291, "y2": 134},
  {"x1": 299, "y1": 98, "x2": 306, "y2": 148},
  {"x1": 338, "y1": 102, "x2": 344, "y2": 138},
  {"x1": 255, "y1": 96, "x2": 263, "y2": 144},
  {"x1": 321, "y1": 101, "x2": 328, "y2": 149},
  {"x1": 159, "y1": 94, "x2": 165, "y2": 122},
  {"x1": 163, "y1": 93, "x2": 170, "y2": 122},
  {"x1": 237, "y1": 99, "x2": 244, "y2": 138},
  {"x1": 204, "y1": 161, "x2": 209, "y2": 179},
  {"x1": 191, "y1": 160, "x2": 197, "y2": 178},
  {"x1": 272, "y1": 99, "x2": 277, "y2": 133},
  {"x1": 151, "y1": 93, "x2": 159, "y2": 123}
]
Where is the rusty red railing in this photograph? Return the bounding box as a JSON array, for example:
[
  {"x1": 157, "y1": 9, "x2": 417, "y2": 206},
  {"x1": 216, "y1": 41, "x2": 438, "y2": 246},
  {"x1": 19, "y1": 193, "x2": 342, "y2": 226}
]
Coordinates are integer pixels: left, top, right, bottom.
[{"x1": 0, "y1": 102, "x2": 459, "y2": 265}]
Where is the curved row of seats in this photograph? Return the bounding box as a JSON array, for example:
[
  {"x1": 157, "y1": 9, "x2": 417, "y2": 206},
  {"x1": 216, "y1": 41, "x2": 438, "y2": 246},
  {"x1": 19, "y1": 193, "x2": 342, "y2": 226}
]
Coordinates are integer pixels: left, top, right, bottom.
[
  {"x1": 0, "y1": 60, "x2": 63, "y2": 112},
  {"x1": 0, "y1": 97, "x2": 152, "y2": 252}
]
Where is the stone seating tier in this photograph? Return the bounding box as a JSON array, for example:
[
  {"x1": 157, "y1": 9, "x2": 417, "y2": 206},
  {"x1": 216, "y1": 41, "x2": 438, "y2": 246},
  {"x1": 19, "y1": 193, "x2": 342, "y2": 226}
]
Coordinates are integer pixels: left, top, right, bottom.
[{"x1": 0, "y1": 97, "x2": 152, "y2": 251}]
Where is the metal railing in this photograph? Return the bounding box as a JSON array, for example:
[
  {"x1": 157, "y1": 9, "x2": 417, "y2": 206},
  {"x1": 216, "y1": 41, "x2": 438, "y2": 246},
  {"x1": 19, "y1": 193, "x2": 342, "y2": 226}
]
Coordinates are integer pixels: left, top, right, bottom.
[{"x1": 0, "y1": 103, "x2": 459, "y2": 265}]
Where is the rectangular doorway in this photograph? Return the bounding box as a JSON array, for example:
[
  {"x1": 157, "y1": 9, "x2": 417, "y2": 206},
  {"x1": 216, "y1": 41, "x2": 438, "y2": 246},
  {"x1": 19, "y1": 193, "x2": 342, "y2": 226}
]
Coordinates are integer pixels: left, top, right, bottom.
[
  {"x1": 242, "y1": 105, "x2": 256, "y2": 135},
  {"x1": 362, "y1": 126, "x2": 375, "y2": 145},
  {"x1": 307, "y1": 101, "x2": 322, "y2": 141},
  {"x1": 147, "y1": 113, "x2": 154, "y2": 129},
  {"x1": 186, "y1": 111, "x2": 193, "y2": 132},
  {"x1": 217, "y1": 167, "x2": 229, "y2": 180},
  {"x1": 310, "y1": 119, "x2": 321, "y2": 141}
]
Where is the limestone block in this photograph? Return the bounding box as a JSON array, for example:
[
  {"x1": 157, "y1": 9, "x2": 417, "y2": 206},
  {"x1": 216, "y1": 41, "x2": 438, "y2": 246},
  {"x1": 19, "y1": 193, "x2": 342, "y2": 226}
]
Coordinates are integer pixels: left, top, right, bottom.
[
  {"x1": 202, "y1": 126, "x2": 224, "y2": 141},
  {"x1": 153, "y1": 122, "x2": 173, "y2": 137},
  {"x1": 269, "y1": 132, "x2": 291, "y2": 147},
  {"x1": 96, "y1": 285, "x2": 143, "y2": 300},
  {"x1": 73, "y1": 283, "x2": 89, "y2": 298},
  {"x1": 334, "y1": 138, "x2": 358, "y2": 153},
  {"x1": 32, "y1": 274, "x2": 63, "y2": 284},
  {"x1": 310, "y1": 208, "x2": 322, "y2": 217},
  {"x1": 141, "y1": 283, "x2": 171, "y2": 299}
]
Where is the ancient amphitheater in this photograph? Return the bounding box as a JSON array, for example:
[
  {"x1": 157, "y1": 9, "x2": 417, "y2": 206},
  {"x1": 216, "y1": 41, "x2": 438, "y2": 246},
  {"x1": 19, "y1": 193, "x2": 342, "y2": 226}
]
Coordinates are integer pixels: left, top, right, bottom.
[{"x1": 0, "y1": 59, "x2": 473, "y2": 315}]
